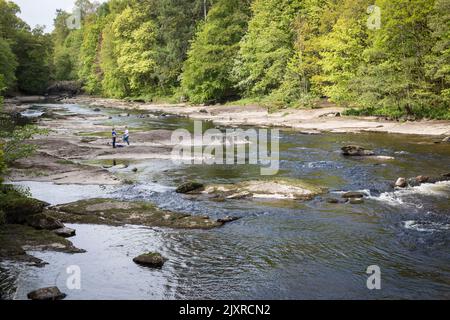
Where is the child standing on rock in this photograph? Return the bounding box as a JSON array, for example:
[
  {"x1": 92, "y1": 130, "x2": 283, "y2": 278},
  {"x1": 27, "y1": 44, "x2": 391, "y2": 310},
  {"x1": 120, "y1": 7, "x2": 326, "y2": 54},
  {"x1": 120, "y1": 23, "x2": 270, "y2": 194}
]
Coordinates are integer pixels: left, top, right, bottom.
[{"x1": 123, "y1": 127, "x2": 130, "y2": 146}]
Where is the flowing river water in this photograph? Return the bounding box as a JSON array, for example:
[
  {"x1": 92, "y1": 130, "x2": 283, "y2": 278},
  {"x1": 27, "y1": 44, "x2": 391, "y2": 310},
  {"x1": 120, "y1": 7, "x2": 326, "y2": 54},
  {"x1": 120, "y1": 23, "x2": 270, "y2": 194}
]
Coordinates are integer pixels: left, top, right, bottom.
[{"x1": 1, "y1": 103, "x2": 450, "y2": 299}]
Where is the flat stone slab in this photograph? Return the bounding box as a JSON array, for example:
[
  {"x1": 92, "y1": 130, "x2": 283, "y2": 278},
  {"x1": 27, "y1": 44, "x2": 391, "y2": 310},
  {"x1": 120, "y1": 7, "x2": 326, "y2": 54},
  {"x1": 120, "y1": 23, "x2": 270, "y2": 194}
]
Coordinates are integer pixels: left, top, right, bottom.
[
  {"x1": 203, "y1": 179, "x2": 324, "y2": 201},
  {"x1": 49, "y1": 199, "x2": 224, "y2": 229}
]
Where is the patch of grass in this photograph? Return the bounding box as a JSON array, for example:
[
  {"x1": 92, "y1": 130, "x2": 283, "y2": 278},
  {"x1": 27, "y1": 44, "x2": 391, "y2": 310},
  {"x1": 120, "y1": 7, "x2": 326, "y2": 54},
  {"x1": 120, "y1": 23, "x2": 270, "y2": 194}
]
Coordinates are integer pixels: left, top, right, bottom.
[
  {"x1": 55, "y1": 159, "x2": 75, "y2": 165},
  {"x1": 76, "y1": 131, "x2": 112, "y2": 138}
]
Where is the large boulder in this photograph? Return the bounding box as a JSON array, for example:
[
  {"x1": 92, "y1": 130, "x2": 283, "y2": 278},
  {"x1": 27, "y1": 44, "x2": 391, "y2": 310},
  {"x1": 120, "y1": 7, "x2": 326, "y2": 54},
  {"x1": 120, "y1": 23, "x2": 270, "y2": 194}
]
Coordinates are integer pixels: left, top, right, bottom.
[
  {"x1": 53, "y1": 227, "x2": 76, "y2": 238},
  {"x1": 395, "y1": 177, "x2": 407, "y2": 188},
  {"x1": 341, "y1": 145, "x2": 375, "y2": 156},
  {"x1": 204, "y1": 179, "x2": 324, "y2": 201},
  {"x1": 176, "y1": 182, "x2": 205, "y2": 194},
  {"x1": 27, "y1": 287, "x2": 66, "y2": 301},
  {"x1": 26, "y1": 214, "x2": 65, "y2": 230},
  {"x1": 133, "y1": 252, "x2": 166, "y2": 269}
]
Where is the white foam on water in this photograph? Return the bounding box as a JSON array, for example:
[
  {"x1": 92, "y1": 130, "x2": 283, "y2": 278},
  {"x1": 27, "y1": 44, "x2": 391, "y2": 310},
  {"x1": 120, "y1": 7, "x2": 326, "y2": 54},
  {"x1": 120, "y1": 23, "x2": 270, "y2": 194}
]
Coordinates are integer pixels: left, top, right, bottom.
[
  {"x1": 127, "y1": 182, "x2": 174, "y2": 194},
  {"x1": 331, "y1": 189, "x2": 371, "y2": 196},
  {"x1": 369, "y1": 181, "x2": 450, "y2": 207},
  {"x1": 403, "y1": 220, "x2": 450, "y2": 232}
]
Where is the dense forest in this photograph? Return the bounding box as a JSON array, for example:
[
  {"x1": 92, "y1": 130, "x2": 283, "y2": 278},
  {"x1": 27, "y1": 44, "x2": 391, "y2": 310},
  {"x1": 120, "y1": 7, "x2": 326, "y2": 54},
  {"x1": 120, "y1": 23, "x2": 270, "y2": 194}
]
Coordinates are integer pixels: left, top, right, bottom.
[{"x1": 0, "y1": 0, "x2": 449, "y2": 119}]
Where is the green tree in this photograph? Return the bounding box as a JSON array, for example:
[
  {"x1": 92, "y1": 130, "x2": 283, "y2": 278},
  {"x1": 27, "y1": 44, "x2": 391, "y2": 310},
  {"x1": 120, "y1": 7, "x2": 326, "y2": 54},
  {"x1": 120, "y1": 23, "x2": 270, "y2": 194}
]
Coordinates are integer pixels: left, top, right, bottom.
[
  {"x1": 78, "y1": 15, "x2": 105, "y2": 94},
  {"x1": 152, "y1": 0, "x2": 211, "y2": 93},
  {"x1": 352, "y1": 0, "x2": 436, "y2": 118},
  {"x1": 269, "y1": 0, "x2": 333, "y2": 106},
  {"x1": 0, "y1": 0, "x2": 27, "y2": 40},
  {"x1": 425, "y1": 0, "x2": 450, "y2": 105},
  {"x1": 0, "y1": 37, "x2": 17, "y2": 92},
  {"x1": 181, "y1": 0, "x2": 251, "y2": 103},
  {"x1": 14, "y1": 27, "x2": 52, "y2": 94},
  {"x1": 111, "y1": 3, "x2": 158, "y2": 96},
  {"x1": 312, "y1": 0, "x2": 371, "y2": 104},
  {"x1": 100, "y1": 19, "x2": 128, "y2": 97},
  {"x1": 233, "y1": 0, "x2": 303, "y2": 97},
  {"x1": 52, "y1": 10, "x2": 81, "y2": 80}
]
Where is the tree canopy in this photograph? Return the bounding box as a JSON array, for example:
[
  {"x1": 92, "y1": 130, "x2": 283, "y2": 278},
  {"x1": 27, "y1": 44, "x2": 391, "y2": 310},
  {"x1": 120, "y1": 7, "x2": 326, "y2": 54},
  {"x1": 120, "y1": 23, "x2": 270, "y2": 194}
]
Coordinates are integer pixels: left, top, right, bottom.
[{"x1": 0, "y1": 0, "x2": 448, "y2": 119}]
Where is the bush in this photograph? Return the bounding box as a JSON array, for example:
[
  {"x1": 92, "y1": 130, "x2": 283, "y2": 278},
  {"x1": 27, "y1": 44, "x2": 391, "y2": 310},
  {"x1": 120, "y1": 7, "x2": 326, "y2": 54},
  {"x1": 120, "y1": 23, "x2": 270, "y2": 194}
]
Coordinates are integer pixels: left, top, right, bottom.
[
  {"x1": 0, "y1": 185, "x2": 48, "y2": 224},
  {"x1": 344, "y1": 105, "x2": 450, "y2": 120}
]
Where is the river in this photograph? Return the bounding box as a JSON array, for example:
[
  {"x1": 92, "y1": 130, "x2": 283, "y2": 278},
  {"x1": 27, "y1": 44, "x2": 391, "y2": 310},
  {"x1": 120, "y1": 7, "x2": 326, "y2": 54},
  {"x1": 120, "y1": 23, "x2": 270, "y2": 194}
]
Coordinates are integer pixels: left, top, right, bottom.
[{"x1": 1, "y1": 102, "x2": 449, "y2": 299}]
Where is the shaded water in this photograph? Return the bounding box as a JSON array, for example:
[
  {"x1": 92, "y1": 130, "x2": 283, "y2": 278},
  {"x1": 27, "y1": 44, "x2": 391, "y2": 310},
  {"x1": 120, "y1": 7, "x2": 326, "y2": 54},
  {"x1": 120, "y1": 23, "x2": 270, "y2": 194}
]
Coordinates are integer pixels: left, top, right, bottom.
[{"x1": 2, "y1": 103, "x2": 450, "y2": 299}]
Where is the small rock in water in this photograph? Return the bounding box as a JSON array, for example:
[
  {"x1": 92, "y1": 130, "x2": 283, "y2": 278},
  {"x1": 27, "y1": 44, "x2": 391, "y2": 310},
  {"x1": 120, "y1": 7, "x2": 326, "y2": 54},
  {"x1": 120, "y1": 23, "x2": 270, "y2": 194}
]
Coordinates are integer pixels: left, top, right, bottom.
[
  {"x1": 27, "y1": 287, "x2": 66, "y2": 301},
  {"x1": 341, "y1": 145, "x2": 375, "y2": 156},
  {"x1": 415, "y1": 175, "x2": 429, "y2": 184},
  {"x1": 349, "y1": 199, "x2": 364, "y2": 204},
  {"x1": 132, "y1": 167, "x2": 138, "y2": 173},
  {"x1": 342, "y1": 192, "x2": 365, "y2": 199},
  {"x1": 326, "y1": 198, "x2": 340, "y2": 204},
  {"x1": 217, "y1": 216, "x2": 240, "y2": 224},
  {"x1": 395, "y1": 177, "x2": 407, "y2": 188},
  {"x1": 54, "y1": 227, "x2": 76, "y2": 238},
  {"x1": 133, "y1": 252, "x2": 166, "y2": 269},
  {"x1": 176, "y1": 182, "x2": 205, "y2": 194}
]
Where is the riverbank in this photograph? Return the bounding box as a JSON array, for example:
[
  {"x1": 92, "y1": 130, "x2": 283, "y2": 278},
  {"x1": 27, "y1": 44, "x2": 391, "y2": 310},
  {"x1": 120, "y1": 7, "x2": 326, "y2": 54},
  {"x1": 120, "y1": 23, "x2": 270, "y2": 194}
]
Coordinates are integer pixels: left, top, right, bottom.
[{"x1": 52, "y1": 95, "x2": 450, "y2": 137}]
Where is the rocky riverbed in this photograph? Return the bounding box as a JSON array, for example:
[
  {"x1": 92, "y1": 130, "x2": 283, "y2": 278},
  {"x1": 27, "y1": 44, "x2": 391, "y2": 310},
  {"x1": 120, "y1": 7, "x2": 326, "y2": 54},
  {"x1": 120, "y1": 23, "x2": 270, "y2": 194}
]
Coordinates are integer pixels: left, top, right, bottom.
[{"x1": 1, "y1": 99, "x2": 449, "y2": 300}]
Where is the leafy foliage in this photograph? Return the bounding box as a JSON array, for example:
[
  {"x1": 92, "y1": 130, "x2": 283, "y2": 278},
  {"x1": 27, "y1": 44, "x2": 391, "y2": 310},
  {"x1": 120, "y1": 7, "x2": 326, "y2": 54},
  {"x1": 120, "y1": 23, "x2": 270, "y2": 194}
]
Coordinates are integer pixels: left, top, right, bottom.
[
  {"x1": 181, "y1": 0, "x2": 251, "y2": 103},
  {"x1": 233, "y1": 0, "x2": 303, "y2": 97},
  {"x1": 1, "y1": 0, "x2": 445, "y2": 119}
]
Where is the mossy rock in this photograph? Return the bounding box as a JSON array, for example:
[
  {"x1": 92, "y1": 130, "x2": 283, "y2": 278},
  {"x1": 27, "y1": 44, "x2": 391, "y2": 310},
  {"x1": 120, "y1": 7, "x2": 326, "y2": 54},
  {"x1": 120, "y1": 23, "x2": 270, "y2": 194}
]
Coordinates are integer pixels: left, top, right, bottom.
[
  {"x1": 26, "y1": 213, "x2": 65, "y2": 230},
  {"x1": 27, "y1": 287, "x2": 66, "y2": 301},
  {"x1": 176, "y1": 182, "x2": 205, "y2": 194},
  {"x1": 49, "y1": 198, "x2": 223, "y2": 229},
  {"x1": 0, "y1": 187, "x2": 48, "y2": 224},
  {"x1": 0, "y1": 224, "x2": 84, "y2": 266}
]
